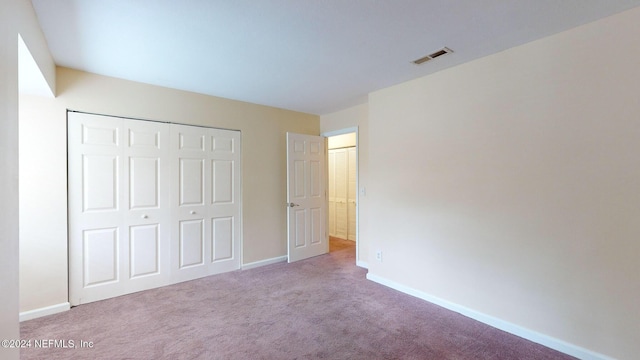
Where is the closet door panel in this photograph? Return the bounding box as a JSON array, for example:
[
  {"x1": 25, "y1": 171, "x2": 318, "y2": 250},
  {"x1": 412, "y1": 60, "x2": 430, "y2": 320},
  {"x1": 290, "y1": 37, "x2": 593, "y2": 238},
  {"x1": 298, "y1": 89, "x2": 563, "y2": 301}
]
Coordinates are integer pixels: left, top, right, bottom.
[
  {"x1": 171, "y1": 124, "x2": 210, "y2": 281},
  {"x1": 69, "y1": 114, "x2": 124, "y2": 305},
  {"x1": 207, "y1": 129, "x2": 241, "y2": 274},
  {"x1": 123, "y1": 119, "x2": 170, "y2": 294},
  {"x1": 71, "y1": 114, "x2": 241, "y2": 304},
  {"x1": 171, "y1": 125, "x2": 241, "y2": 280},
  {"x1": 69, "y1": 113, "x2": 170, "y2": 305}
]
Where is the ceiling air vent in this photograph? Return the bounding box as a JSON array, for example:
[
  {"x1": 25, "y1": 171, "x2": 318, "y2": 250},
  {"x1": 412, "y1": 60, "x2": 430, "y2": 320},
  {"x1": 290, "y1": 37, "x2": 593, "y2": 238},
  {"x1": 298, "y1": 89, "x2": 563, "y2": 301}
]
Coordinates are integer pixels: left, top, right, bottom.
[{"x1": 412, "y1": 47, "x2": 453, "y2": 65}]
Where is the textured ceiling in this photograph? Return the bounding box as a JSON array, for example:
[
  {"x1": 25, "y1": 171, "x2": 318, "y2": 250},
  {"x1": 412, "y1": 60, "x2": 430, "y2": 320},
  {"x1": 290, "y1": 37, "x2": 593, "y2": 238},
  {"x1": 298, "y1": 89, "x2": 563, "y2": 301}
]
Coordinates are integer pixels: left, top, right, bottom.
[{"x1": 31, "y1": 0, "x2": 640, "y2": 115}]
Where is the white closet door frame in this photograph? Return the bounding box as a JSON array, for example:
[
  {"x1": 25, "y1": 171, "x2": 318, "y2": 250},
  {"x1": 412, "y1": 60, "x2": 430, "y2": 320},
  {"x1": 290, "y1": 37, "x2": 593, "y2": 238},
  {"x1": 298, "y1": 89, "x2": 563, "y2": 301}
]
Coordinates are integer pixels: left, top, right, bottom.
[
  {"x1": 328, "y1": 150, "x2": 337, "y2": 237},
  {"x1": 347, "y1": 147, "x2": 357, "y2": 241}
]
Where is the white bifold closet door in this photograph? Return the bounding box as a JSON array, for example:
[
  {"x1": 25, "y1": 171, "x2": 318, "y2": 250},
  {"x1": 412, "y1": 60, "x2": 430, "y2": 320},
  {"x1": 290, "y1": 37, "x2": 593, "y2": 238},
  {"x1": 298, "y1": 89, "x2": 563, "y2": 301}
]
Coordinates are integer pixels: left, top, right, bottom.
[
  {"x1": 328, "y1": 147, "x2": 356, "y2": 241},
  {"x1": 68, "y1": 112, "x2": 241, "y2": 306},
  {"x1": 170, "y1": 123, "x2": 241, "y2": 282}
]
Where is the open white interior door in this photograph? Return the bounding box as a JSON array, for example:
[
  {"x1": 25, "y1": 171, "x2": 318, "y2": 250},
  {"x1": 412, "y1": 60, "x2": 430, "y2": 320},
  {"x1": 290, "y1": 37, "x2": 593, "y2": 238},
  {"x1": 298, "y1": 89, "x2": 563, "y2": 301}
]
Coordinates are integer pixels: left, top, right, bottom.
[{"x1": 286, "y1": 132, "x2": 328, "y2": 262}]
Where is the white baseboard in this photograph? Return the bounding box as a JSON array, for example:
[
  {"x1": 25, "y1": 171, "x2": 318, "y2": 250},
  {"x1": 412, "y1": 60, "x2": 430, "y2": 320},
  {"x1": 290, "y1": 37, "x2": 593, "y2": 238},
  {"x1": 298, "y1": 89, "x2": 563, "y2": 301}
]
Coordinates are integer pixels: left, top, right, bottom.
[
  {"x1": 356, "y1": 260, "x2": 369, "y2": 269},
  {"x1": 242, "y1": 255, "x2": 288, "y2": 270},
  {"x1": 366, "y1": 273, "x2": 613, "y2": 360},
  {"x1": 20, "y1": 302, "x2": 70, "y2": 322}
]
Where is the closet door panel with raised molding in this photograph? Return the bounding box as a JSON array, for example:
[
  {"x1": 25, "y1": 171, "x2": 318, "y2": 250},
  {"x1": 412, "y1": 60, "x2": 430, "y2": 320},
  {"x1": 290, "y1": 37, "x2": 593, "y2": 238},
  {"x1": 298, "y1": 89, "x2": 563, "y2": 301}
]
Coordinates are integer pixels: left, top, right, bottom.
[{"x1": 69, "y1": 112, "x2": 241, "y2": 305}]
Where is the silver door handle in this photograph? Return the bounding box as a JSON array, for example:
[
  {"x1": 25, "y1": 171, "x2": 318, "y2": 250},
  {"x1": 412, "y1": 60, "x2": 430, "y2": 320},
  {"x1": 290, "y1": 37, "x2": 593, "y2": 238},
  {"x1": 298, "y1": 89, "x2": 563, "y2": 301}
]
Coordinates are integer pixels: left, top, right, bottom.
[{"x1": 287, "y1": 203, "x2": 300, "y2": 207}]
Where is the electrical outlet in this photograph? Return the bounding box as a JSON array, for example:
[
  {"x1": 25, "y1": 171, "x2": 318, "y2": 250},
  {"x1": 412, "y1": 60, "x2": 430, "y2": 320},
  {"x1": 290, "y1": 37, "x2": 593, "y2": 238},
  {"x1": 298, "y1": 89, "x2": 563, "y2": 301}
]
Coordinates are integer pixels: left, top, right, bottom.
[{"x1": 376, "y1": 250, "x2": 382, "y2": 262}]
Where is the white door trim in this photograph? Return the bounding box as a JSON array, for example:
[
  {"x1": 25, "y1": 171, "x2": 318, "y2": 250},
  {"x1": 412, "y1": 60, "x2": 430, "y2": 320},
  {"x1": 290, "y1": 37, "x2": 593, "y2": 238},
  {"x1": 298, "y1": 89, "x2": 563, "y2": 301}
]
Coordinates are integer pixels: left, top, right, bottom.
[{"x1": 321, "y1": 127, "x2": 364, "y2": 268}]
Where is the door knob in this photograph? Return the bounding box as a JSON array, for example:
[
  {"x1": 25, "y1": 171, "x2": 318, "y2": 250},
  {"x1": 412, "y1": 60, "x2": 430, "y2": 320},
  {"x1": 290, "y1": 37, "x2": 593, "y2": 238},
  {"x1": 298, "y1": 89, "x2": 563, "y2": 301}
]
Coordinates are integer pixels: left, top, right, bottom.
[
  {"x1": 142, "y1": 214, "x2": 148, "y2": 219},
  {"x1": 287, "y1": 203, "x2": 300, "y2": 208},
  {"x1": 190, "y1": 210, "x2": 196, "y2": 214}
]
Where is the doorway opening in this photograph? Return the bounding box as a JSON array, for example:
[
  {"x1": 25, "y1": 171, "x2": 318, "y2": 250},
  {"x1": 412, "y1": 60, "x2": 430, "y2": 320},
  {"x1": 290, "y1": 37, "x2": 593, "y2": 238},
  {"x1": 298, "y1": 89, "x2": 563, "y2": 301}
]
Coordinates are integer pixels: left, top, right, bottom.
[{"x1": 323, "y1": 128, "x2": 359, "y2": 264}]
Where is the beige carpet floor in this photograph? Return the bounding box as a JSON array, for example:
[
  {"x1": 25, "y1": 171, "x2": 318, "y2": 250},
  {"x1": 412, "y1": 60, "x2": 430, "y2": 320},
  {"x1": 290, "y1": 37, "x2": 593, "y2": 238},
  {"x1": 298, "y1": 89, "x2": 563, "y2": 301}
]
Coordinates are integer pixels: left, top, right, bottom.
[{"x1": 20, "y1": 238, "x2": 574, "y2": 359}]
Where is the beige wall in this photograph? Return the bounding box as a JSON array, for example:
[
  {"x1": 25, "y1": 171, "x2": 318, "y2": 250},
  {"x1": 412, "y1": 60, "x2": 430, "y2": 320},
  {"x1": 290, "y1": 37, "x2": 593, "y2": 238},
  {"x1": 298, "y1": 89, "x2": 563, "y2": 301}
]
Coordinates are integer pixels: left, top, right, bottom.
[
  {"x1": 1, "y1": 1, "x2": 55, "y2": 359},
  {"x1": 321, "y1": 103, "x2": 369, "y2": 266},
  {"x1": 19, "y1": 67, "x2": 319, "y2": 313},
  {"x1": 19, "y1": 94, "x2": 68, "y2": 313},
  {"x1": 321, "y1": 104, "x2": 366, "y2": 133},
  {"x1": 367, "y1": 7, "x2": 640, "y2": 359}
]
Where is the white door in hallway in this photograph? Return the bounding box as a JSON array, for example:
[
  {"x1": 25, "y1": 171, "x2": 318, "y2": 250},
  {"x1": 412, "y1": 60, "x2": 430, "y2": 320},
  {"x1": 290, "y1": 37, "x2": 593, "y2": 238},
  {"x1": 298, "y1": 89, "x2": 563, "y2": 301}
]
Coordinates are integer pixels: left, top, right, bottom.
[
  {"x1": 333, "y1": 149, "x2": 348, "y2": 239},
  {"x1": 328, "y1": 147, "x2": 356, "y2": 241},
  {"x1": 286, "y1": 132, "x2": 327, "y2": 262}
]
